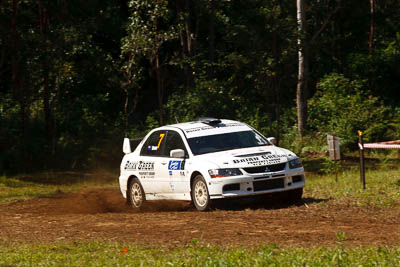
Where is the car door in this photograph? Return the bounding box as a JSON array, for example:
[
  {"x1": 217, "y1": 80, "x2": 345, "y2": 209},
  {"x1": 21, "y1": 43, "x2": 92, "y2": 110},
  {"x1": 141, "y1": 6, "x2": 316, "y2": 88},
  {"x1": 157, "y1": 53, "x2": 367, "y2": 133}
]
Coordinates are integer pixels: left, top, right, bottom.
[
  {"x1": 161, "y1": 130, "x2": 189, "y2": 194},
  {"x1": 139, "y1": 130, "x2": 169, "y2": 193}
]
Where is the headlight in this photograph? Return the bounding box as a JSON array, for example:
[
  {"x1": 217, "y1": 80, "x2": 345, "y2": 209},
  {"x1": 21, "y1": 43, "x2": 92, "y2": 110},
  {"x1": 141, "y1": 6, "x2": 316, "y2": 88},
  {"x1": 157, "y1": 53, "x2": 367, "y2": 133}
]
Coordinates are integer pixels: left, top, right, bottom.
[
  {"x1": 288, "y1": 158, "x2": 303, "y2": 169},
  {"x1": 208, "y1": 168, "x2": 242, "y2": 178}
]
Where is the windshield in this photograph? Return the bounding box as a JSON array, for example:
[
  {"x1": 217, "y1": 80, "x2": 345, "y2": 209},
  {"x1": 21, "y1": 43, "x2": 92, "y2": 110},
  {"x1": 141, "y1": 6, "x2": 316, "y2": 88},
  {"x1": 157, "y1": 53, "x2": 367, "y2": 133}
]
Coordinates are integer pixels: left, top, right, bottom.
[{"x1": 187, "y1": 130, "x2": 270, "y2": 155}]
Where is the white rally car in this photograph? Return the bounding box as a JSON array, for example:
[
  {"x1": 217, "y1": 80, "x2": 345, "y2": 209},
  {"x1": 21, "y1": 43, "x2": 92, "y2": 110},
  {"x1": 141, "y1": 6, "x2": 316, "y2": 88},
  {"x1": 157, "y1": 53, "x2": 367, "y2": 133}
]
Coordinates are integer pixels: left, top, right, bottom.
[{"x1": 119, "y1": 118, "x2": 305, "y2": 211}]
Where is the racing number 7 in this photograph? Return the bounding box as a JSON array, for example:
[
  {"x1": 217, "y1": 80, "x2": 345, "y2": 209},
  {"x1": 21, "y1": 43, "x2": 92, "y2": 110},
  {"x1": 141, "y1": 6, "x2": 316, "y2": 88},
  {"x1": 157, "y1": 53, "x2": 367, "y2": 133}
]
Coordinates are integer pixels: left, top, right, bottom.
[{"x1": 157, "y1": 133, "x2": 165, "y2": 149}]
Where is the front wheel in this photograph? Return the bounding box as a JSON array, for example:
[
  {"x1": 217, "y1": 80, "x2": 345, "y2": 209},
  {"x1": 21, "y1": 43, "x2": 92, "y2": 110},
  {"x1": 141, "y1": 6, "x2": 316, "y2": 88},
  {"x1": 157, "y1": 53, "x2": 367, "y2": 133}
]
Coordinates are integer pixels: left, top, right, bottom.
[
  {"x1": 285, "y1": 188, "x2": 303, "y2": 205},
  {"x1": 191, "y1": 175, "x2": 211, "y2": 211},
  {"x1": 128, "y1": 178, "x2": 145, "y2": 209}
]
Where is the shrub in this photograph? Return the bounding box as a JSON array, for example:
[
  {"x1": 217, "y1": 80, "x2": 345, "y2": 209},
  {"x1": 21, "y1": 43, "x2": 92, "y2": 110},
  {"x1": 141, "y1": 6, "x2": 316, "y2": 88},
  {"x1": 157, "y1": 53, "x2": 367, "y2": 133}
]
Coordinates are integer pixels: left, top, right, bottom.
[{"x1": 308, "y1": 73, "x2": 392, "y2": 149}]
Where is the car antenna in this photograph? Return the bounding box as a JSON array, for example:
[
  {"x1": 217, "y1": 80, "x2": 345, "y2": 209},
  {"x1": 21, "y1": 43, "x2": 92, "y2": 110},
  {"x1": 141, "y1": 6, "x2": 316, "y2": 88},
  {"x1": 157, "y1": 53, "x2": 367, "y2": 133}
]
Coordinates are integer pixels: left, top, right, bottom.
[{"x1": 175, "y1": 116, "x2": 179, "y2": 124}]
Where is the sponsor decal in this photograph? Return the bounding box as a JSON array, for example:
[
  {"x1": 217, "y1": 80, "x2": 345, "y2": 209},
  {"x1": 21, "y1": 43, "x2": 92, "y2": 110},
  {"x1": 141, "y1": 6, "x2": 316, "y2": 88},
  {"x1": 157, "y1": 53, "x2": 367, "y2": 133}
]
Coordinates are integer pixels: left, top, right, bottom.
[
  {"x1": 124, "y1": 160, "x2": 155, "y2": 171},
  {"x1": 169, "y1": 170, "x2": 173, "y2": 176},
  {"x1": 233, "y1": 156, "x2": 259, "y2": 164},
  {"x1": 232, "y1": 154, "x2": 286, "y2": 166},
  {"x1": 146, "y1": 145, "x2": 158, "y2": 151},
  {"x1": 185, "y1": 123, "x2": 243, "y2": 133},
  {"x1": 137, "y1": 161, "x2": 155, "y2": 170},
  {"x1": 180, "y1": 171, "x2": 185, "y2": 177},
  {"x1": 124, "y1": 160, "x2": 137, "y2": 170},
  {"x1": 168, "y1": 160, "x2": 185, "y2": 170},
  {"x1": 139, "y1": 171, "x2": 155, "y2": 179}
]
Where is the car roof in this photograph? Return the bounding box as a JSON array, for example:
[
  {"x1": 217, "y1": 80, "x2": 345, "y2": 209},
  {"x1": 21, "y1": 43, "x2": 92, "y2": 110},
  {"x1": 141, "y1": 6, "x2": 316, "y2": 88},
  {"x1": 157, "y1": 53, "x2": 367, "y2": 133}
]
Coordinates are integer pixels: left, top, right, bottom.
[{"x1": 162, "y1": 119, "x2": 252, "y2": 138}]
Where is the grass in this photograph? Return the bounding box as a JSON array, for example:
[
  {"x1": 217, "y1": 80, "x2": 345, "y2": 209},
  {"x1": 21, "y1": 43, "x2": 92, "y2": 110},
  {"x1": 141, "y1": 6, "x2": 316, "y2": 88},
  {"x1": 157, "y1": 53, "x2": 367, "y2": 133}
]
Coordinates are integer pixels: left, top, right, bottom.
[
  {"x1": 0, "y1": 241, "x2": 399, "y2": 266},
  {"x1": 0, "y1": 170, "x2": 117, "y2": 204},
  {"x1": 304, "y1": 162, "x2": 400, "y2": 207}
]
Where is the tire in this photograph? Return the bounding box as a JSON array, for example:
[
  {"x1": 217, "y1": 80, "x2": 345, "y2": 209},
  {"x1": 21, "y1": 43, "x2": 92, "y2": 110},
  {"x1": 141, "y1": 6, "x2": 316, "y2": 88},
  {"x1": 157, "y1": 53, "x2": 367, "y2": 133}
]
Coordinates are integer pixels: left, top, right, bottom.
[
  {"x1": 128, "y1": 178, "x2": 145, "y2": 209},
  {"x1": 285, "y1": 188, "x2": 303, "y2": 205},
  {"x1": 191, "y1": 175, "x2": 211, "y2": 211}
]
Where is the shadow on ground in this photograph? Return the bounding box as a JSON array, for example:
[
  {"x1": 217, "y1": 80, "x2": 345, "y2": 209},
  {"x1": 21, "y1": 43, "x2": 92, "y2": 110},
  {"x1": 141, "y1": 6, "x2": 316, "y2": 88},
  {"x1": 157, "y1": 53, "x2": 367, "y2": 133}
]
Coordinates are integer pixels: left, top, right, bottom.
[{"x1": 211, "y1": 195, "x2": 330, "y2": 211}]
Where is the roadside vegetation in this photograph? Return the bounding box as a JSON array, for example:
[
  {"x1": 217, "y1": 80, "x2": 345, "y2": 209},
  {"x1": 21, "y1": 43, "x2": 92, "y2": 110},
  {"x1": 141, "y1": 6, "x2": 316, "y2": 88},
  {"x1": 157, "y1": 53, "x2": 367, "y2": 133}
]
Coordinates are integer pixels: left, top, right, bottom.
[
  {"x1": 0, "y1": 170, "x2": 117, "y2": 204},
  {"x1": 0, "y1": 241, "x2": 399, "y2": 266},
  {"x1": 306, "y1": 167, "x2": 400, "y2": 207},
  {"x1": 304, "y1": 151, "x2": 400, "y2": 207}
]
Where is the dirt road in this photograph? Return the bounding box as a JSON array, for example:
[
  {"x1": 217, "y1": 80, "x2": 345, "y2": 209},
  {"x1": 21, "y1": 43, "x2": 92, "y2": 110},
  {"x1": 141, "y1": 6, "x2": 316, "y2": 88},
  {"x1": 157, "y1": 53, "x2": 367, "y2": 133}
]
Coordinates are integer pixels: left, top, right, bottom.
[{"x1": 0, "y1": 188, "x2": 399, "y2": 247}]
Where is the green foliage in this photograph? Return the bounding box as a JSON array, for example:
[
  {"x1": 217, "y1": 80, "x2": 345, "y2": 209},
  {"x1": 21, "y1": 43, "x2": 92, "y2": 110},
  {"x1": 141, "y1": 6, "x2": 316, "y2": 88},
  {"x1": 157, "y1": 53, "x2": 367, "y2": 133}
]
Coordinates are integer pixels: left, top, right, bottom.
[
  {"x1": 145, "y1": 114, "x2": 161, "y2": 131},
  {"x1": 165, "y1": 77, "x2": 242, "y2": 123},
  {"x1": 0, "y1": 0, "x2": 126, "y2": 173},
  {"x1": 308, "y1": 73, "x2": 392, "y2": 149},
  {"x1": 279, "y1": 123, "x2": 328, "y2": 156},
  {"x1": 123, "y1": 0, "x2": 177, "y2": 55},
  {"x1": 0, "y1": 241, "x2": 399, "y2": 266},
  {"x1": 2, "y1": 0, "x2": 400, "y2": 174},
  {"x1": 320, "y1": 158, "x2": 337, "y2": 174}
]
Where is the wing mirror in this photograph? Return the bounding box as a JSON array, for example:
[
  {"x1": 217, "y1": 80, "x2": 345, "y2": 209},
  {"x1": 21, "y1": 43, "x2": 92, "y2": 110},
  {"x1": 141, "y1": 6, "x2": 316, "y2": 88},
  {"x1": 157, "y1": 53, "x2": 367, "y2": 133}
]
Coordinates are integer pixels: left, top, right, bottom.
[
  {"x1": 123, "y1": 138, "x2": 132, "y2": 154},
  {"x1": 267, "y1": 137, "x2": 276, "y2": 145},
  {"x1": 170, "y1": 149, "x2": 185, "y2": 158}
]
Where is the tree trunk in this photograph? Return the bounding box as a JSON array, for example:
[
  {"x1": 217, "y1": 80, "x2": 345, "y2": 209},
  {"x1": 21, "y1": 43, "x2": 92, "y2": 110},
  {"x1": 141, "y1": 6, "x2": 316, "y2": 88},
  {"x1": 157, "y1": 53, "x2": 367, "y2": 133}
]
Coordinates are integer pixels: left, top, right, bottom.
[
  {"x1": 151, "y1": 14, "x2": 164, "y2": 126},
  {"x1": 155, "y1": 51, "x2": 164, "y2": 125},
  {"x1": 178, "y1": 1, "x2": 189, "y2": 54},
  {"x1": 184, "y1": 0, "x2": 194, "y2": 88},
  {"x1": 207, "y1": 0, "x2": 215, "y2": 79},
  {"x1": 39, "y1": 1, "x2": 54, "y2": 151},
  {"x1": 369, "y1": 0, "x2": 375, "y2": 57},
  {"x1": 184, "y1": 0, "x2": 192, "y2": 56},
  {"x1": 178, "y1": 0, "x2": 194, "y2": 88},
  {"x1": 271, "y1": 31, "x2": 281, "y2": 145},
  {"x1": 11, "y1": 0, "x2": 26, "y2": 138},
  {"x1": 296, "y1": 0, "x2": 341, "y2": 138},
  {"x1": 123, "y1": 80, "x2": 140, "y2": 136},
  {"x1": 274, "y1": 85, "x2": 281, "y2": 146},
  {"x1": 43, "y1": 68, "x2": 53, "y2": 146},
  {"x1": 296, "y1": 0, "x2": 307, "y2": 137}
]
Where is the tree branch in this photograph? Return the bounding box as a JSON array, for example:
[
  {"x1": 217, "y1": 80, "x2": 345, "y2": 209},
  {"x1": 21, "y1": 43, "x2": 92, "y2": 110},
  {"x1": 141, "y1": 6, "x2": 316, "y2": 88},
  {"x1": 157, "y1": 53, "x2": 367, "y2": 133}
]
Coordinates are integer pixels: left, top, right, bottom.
[{"x1": 310, "y1": 0, "x2": 342, "y2": 44}]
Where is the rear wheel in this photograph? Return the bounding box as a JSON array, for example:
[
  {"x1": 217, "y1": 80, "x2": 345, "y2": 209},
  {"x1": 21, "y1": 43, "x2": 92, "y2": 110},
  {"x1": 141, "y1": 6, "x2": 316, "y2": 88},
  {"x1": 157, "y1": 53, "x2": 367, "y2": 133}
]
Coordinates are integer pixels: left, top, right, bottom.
[
  {"x1": 191, "y1": 175, "x2": 211, "y2": 211},
  {"x1": 128, "y1": 178, "x2": 145, "y2": 209}
]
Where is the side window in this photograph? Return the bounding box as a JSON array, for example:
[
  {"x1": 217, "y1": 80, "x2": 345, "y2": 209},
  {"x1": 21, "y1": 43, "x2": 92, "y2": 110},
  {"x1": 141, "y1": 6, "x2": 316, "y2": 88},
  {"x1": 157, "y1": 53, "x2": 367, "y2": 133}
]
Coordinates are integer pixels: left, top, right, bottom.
[
  {"x1": 165, "y1": 131, "x2": 188, "y2": 158},
  {"x1": 140, "y1": 130, "x2": 167, "y2": 156}
]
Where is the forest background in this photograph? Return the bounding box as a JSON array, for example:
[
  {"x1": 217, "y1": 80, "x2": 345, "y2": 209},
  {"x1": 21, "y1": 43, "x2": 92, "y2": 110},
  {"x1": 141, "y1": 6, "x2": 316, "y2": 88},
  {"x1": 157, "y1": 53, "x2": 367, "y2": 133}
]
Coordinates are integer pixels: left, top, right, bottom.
[{"x1": 1, "y1": 0, "x2": 399, "y2": 174}]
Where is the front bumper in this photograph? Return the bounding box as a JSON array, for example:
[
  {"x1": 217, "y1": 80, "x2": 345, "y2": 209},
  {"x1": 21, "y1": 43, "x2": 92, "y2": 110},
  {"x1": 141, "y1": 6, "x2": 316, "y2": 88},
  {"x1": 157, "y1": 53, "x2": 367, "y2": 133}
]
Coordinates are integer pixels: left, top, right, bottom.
[{"x1": 207, "y1": 168, "x2": 305, "y2": 199}]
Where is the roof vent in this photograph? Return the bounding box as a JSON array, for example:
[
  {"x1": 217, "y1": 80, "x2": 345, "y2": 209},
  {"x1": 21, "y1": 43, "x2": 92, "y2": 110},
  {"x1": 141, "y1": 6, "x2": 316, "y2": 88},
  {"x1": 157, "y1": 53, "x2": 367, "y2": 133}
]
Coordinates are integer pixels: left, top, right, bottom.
[{"x1": 199, "y1": 117, "x2": 222, "y2": 125}]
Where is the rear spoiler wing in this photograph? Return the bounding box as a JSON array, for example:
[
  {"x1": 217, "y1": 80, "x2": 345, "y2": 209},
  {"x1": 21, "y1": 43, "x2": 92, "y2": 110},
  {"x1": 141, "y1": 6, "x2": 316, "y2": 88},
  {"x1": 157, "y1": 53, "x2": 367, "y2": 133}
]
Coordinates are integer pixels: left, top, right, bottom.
[{"x1": 123, "y1": 137, "x2": 143, "y2": 154}]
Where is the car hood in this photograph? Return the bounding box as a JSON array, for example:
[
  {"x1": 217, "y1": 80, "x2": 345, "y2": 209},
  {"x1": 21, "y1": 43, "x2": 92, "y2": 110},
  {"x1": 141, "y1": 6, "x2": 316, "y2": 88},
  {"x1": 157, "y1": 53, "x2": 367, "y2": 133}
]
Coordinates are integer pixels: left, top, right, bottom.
[{"x1": 194, "y1": 145, "x2": 297, "y2": 169}]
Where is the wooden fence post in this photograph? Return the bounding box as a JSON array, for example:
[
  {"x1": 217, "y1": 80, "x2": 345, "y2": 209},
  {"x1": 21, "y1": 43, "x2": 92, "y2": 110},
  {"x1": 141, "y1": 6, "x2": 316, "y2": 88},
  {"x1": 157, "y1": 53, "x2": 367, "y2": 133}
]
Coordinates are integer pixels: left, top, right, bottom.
[{"x1": 358, "y1": 131, "x2": 366, "y2": 189}]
